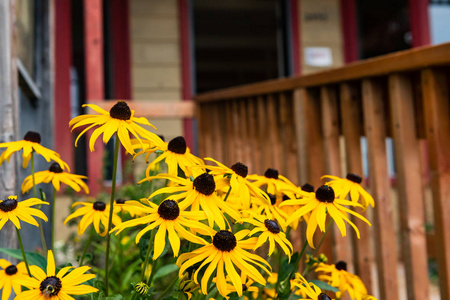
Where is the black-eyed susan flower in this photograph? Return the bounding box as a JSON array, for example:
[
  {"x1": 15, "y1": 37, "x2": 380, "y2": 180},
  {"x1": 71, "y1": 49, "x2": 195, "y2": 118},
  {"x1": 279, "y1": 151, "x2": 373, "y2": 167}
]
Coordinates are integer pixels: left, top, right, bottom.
[
  {"x1": 290, "y1": 273, "x2": 330, "y2": 300},
  {"x1": 213, "y1": 273, "x2": 259, "y2": 298},
  {"x1": 70, "y1": 101, "x2": 163, "y2": 154},
  {"x1": 15, "y1": 250, "x2": 97, "y2": 299},
  {"x1": 280, "y1": 185, "x2": 371, "y2": 248},
  {"x1": 202, "y1": 159, "x2": 268, "y2": 210},
  {"x1": 0, "y1": 196, "x2": 48, "y2": 230},
  {"x1": 134, "y1": 136, "x2": 204, "y2": 178},
  {"x1": 316, "y1": 261, "x2": 368, "y2": 300},
  {"x1": 21, "y1": 163, "x2": 89, "y2": 194},
  {"x1": 0, "y1": 131, "x2": 69, "y2": 170},
  {"x1": 63, "y1": 201, "x2": 121, "y2": 236},
  {"x1": 140, "y1": 173, "x2": 240, "y2": 229},
  {"x1": 247, "y1": 168, "x2": 294, "y2": 195},
  {"x1": 177, "y1": 229, "x2": 271, "y2": 297},
  {"x1": 111, "y1": 199, "x2": 214, "y2": 259},
  {"x1": 250, "y1": 193, "x2": 289, "y2": 231},
  {"x1": 322, "y1": 174, "x2": 375, "y2": 209},
  {"x1": 239, "y1": 213, "x2": 293, "y2": 259},
  {"x1": 0, "y1": 259, "x2": 28, "y2": 300},
  {"x1": 115, "y1": 199, "x2": 146, "y2": 217}
]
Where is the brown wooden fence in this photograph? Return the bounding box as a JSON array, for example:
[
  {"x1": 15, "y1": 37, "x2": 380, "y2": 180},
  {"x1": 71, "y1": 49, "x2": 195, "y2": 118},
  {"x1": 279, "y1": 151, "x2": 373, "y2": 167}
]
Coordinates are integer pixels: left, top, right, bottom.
[{"x1": 195, "y1": 42, "x2": 450, "y2": 300}]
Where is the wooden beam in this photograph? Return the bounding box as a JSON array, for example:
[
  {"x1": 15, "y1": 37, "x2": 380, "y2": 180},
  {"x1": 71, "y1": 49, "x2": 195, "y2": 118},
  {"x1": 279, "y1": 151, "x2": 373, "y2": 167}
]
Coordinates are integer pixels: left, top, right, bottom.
[
  {"x1": 195, "y1": 42, "x2": 450, "y2": 102},
  {"x1": 90, "y1": 100, "x2": 195, "y2": 119}
]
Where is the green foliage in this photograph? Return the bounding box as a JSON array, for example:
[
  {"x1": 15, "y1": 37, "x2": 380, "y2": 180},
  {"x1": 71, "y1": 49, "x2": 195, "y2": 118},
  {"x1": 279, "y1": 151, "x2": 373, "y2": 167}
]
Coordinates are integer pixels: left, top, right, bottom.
[{"x1": 0, "y1": 248, "x2": 46, "y2": 269}]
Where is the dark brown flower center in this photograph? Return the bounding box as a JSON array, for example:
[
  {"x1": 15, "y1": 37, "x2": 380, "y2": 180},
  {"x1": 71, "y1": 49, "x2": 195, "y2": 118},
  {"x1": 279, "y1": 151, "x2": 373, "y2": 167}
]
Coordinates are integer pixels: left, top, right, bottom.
[
  {"x1": 346, "y1": 173, "x2": 362, "y2": 184},
  {"x1": 49, "y1": 163, "x2": 63, "y2": 173},
  {"x1": 268, "y1": 193, "x2": 276, "y2": 205},
  {"x1": 231, "y1": 162, "x2": 248, "y2": 178},
  {"x1": 315, "y1": 185, "x2": 335, "y2": 203},
  {"x1": 264, "y1": 168, "x2": 279, "y2": 179},
  {"x1": 93, "y1": 201, "x2": 106, "y2": 211},
  {"x1": 115, "y1": 199, "x2": 126, "y2": 204},
  {"x1": 264, "y1": 219, "x2": 281, "y2": 234},
  {"x1": 23, "y1": 131, "x2": 41, "y2": 144},
  {"x1": 109, "y1": 101, "x2": 132, "y2": 120},
  {"x1": 335, "y1": 261, "x2": 347, "y2": 271},
  {"x1": 167, "y1": 136, "x2": 187, "y2": 154},
  {"x1": 318, "y1": 293, "x2": 331, "y2": 300},
  {"x1": 213, "y1": 230, "x2": 237, "y2": 252},
  {"x1": 282, "y1": 195, "x2": 290, "y2": 201},
  {"x1": 158, "y1": 200, "x2": 180, "y2": 220},
  {"x1": 0, "y1": 198, "x2": 18, "y2": 212},
  {"x1": 242, "y1": 284, "x2": 248, "y2": 292},
  {"x1": 193, "y1": 173, "x2": 215, "y2": 196},
  {"x1": 301, "y1": 183, "x2": 314, "y2": 193},
  {"x1": 5, "y1": 265, "x2": 17, "y2": 275},
  {"x1": 40, "y1": 276, "x2": 62, "y2": 296}
]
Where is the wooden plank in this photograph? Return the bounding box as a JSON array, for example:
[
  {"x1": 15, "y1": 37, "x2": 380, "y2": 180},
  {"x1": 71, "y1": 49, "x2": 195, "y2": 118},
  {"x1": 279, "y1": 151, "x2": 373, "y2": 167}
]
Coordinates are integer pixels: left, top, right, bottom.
[
  {"x1": 320, "y1": 86, "x2": 353, "y2": 267},
  {"x1": 246, "y1": 98, "x2": 258, "y2": 174},
  {"x1": 195, "y1": 42, "x2": 450, "y2": 103},
  {"x1": 225, "y1": 101, "x2": 236, "y2": 166},
  {"x1": 231, "y1": 100, "x2": 243, "y2": 163},
  {"x1": 362, "y1": 79, "x2": 399, "y2": 300},
  {"x1": 279, "y1": 92, "x2": 299, "y2": 184},
  {"x1": 293, "y1": 89, "x2": 308, "y2": 184},
  {"x1": 340, "y1": 83, "x2": 372, "y2": 290},
  {"x1": 197, "y1": 104, "x2": 207, "y2": 158},
  {"x1": 239, "y1": 99, "x2": 252, "y2": 170},
  {"x1": 210, "y1": 103, "x2": 223, "y2": 164},
  {"x1": 388, "y1": 73, "x2": 429, "y2": 300},
  {"x1": 421, "y1": 68, "x2": 450, "y2": 300},
  {"x1": 266, "y1": 94, "x2": 282, "y2": 171},
  {"x1": 257, "y1": 96, "x2": 272, "y2": 172},
  {"x1": 203, "y1": 104, "x2": 215, "y2": 161}
]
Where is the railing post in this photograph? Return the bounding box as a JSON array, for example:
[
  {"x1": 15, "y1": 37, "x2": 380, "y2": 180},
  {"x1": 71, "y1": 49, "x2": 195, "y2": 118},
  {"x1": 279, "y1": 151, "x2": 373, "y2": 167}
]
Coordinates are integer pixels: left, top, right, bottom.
[
  {"x1": 362, "y1": 79, "x2": 399, "y2": 300},
  {"x1": 388, "y1": 73, "x2": 429, "y2": 300},
  {"x1": 421, "y1": 68, "x2": 450, "y2": 300}
]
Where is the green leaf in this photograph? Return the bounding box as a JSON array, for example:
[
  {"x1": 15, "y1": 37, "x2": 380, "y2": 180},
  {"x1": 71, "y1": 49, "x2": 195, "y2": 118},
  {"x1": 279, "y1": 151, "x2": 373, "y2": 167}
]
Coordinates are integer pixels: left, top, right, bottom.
[
  {"x1": 0, "y1": 248, "x2": 46, "y2": 269},
  {"x1": 105, "y1": 295, "x2": 124, "y2": 300},
  {"x1": 153, "y1": 264, "x2": 178, "y2": 281},
  {"x1": 309, "y1": 280, "x2": 340, "y2": 293}
]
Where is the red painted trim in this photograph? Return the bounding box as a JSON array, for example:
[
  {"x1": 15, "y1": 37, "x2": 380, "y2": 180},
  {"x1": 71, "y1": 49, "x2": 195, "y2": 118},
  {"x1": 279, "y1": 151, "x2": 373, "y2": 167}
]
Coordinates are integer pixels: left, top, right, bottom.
[
  {"x1": 84, "y1": 0, "x2": 105, "y2": 195},
  {"x1": 54, "y1": 0, "x2": 74, "y2": 171},
  {"x1": 179, "y1": 0, "x2": 195, "y2": 152},
  {"x1": 290, "y1": 0, "x2": 301, "y2": 75},
  {"x1": 409, "y1": 0, "x2": 431, "y2": 47},
  {"x1": 111, "y1": 0, "x2": 133, "y2": 183},
  {"x1": 340, "y1": 0, "x2": 359, "y2": 63}
]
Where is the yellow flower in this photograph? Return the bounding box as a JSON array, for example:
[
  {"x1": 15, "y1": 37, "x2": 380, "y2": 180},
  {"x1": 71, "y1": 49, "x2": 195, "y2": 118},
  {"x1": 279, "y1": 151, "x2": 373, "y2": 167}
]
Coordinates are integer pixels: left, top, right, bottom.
[
  {"x1": 247, "y1": 168, "x2": 294, "y2": 195},
  {"x1": 69, "y1": 101, "x2": 163, "y2": 154},
  {"x1": 15, "y1": 250, "x2": 97, "y2": 299},
  {"x1": 0, "y1": 131, "x2": 69, "y2": 170},
  {"x1": 202, "y1": 158, "x2": 268, "y2": 210},
  {"x1": 280, "y1": 185, "x2": 370, "y2": 248},
  {"x1": 114, "y1": 199, "x2": 146, "y2": 217},
  {"x1": 0, "y1": 196, "x2": 48, "y2": 230},
  {"x1": 214, "y1": 273, "x2": 259, "y2": 296},
  {"x1": 63, "y1": 201, "x2": 121, "y2": 236},
  {"x1": 249, "y1": 193, "x2": 289, "y2": 231},
  {"x1": 140, "y1": 173, "x2": 240, "y2": 229},
  {"x1": 0, "y1": 259, "x2": 28, "y2": 300},
  {"x1": 179, "y1": 272, "x2": 200, "y2": 300},
  {"x1": 290, "y1": 273, "x2": 329, "y2": 300},
  {"x1": 316, "y1": 261, "x2": 368, "y2": 300},
  {"x1": 21, "y1": 163, "x2": 89, "y2": 194},
  {"x1": 239, "y1": 213, "x2": 293, "y2": 259},
  {"x1": 134, "y1": 136, "x2": 203, "y2": 178},
  {"x1": 177, "y1": 229, "x2": 271, "y2": 297},
  {"x1": 111, "y1": 199, "x2": 214, "y2": 259},
  {"x1": 322, "y1": 174, "x2": 374, "y2": 209}
]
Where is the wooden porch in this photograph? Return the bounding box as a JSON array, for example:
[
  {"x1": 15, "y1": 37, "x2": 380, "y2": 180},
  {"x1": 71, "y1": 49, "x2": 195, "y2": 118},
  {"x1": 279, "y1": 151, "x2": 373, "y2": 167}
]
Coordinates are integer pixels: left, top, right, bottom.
[{"x1": 194, "y1": 42, "x2": 450, "y2": 300}]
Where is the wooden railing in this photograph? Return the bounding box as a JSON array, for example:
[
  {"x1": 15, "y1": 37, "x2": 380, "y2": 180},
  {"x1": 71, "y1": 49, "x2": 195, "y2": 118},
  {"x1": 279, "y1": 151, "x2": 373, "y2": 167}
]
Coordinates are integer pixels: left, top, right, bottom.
[{"x1": 195, "y1": 42, "x2": 450, "y2": 300}]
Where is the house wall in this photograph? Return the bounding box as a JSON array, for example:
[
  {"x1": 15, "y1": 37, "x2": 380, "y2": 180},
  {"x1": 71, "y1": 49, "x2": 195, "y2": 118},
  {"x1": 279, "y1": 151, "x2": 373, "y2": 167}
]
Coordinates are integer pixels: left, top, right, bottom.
[{"x1": 129, "y1": 0, "x2": 183, "y2": 176}]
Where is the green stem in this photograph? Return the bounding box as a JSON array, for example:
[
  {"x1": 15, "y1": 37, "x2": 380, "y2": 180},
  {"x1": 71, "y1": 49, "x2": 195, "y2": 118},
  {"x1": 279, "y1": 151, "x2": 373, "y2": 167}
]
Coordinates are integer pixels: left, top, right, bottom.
[
  {"x1": 51, "y1": 188, "x2": 56, "y2": 250},
  {"x1": 118, "y1": 212, "x2": 123, "y2": 283},
  {"x1": 16, "y1": 228, "x2": 31, "y2": 276},
  {"x1": 302, "y1": 220, "x2": 333, "y2": 277},
  {"x1": 223, "y1": 186, "x2": 232, "y2": 202},
  {"x1": 141, "y1": 228, "x2": 156, "y2": 282},
  {"x1": 156, "y1": 275, "x2": 179, "y2": 300},
  {"x1": 147, "y1": 256, "x2": 158, "y2": 286},
  {"x1": 104, "y1": 136, "x2": 120, "y2": 296},
  {"x1": 78, "y1": 227, "x2": 94, "y2": 266},
  {"x1": 31, "y1": 152, "x2": 47, "y2": 254}
]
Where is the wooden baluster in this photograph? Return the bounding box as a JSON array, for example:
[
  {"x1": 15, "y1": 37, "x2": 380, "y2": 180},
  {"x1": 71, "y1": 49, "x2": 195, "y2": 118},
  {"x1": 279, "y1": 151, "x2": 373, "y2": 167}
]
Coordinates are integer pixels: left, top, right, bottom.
[
  {"x1": 340, "y1": 83, "x2": 372, "y2": 291},
  {"x1": 279, "y1": 92, "x2": 299, "y2": 185},
  {"x1": 247, "y1": 98, "x2": 259, "y2": 174},
  {"x1": 211, "y1": 102, "x2": 224, "y2": 164},
  {"x1": 239, "y1": 99, "x2": 252, "y2": 170},
  {"x1": 232, "y1": 99, "x2": 243, "y2": 163},
  {"x1": 320, "y1": 86, "x2": 352, "y2": 268},
  {"x1": 225, "y1": 100, "x2": 236, "y2": 166},
  {"x1": 266, "y1": 94, "x2": 282, "y2": 171},
  {"x1": 293, "y1": 88, "x2": 308, "y2": 184},
  {"x1": 388, "y1": 73, "x2": 429, "y2": 300},
  {"x1": 421, "y1": 68, "x2": 450, "y2": 300},
  {"x1": 257, "y1": 96, "x2": 272, "y2": 172},
  {"x1": 362, "y1": 79, "x2": 399, "y2": 300}
]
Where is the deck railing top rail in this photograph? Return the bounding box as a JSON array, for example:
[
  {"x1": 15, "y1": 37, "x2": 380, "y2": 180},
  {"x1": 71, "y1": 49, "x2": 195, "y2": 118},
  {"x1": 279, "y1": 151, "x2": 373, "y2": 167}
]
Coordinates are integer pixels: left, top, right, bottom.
[{"x1": 195, "y1": 42, "x2": 450, "y2": 102}]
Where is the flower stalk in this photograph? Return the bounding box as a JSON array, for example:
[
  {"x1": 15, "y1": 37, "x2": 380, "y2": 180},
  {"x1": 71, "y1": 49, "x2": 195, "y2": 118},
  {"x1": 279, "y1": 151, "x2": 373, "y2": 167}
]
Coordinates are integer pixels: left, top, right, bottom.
[
  {"x1": 31, "y1": 152, "x2": 48, "y2": 254},
  {"x1": 16, "y1": 228, "x2": 31, "y2": 276}
]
